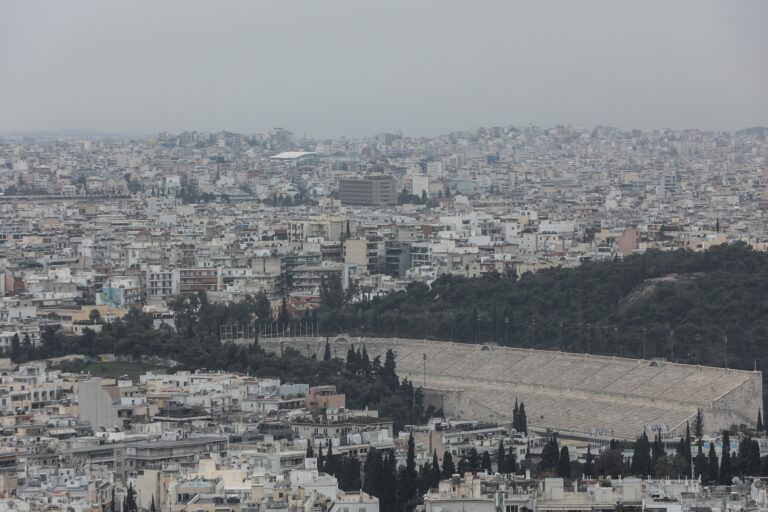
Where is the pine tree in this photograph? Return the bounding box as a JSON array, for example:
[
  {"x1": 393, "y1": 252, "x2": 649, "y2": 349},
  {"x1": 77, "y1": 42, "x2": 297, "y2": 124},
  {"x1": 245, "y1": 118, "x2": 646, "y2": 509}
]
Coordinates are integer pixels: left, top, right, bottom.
[
  {"x1": 307, "y1": 441, "x2": 314, "y2": 458},
  {"x1": 558, "y1": 447, "x2": 572, "y2": 478},
  {"x1": 441, "y1": 450, "x2": 456, "y2": 478},
  {"x1": 707, "y1": 442, "x2": 719, "y2": 484},
  {"x1": 497, "y1": 440, "x2": 506, "y2": 474},
  {"x1": 720, "y1": 431, "x2": 732, "y2": 484},
  {"x1": 585, "y1": 445, "x2": 594, "y2": 478},
  {"x1": 324, "y1": 340, "x2": 332, "y2": 361},
  {"x1": 693, "y1": 409, "x2": 704, "y2": 438},
  {"x1": 758, "y1": 409, "x2": 764, "y2": 432},
  {"x1": 481, "y1": 451, "x2": 492, "y2": 474}
]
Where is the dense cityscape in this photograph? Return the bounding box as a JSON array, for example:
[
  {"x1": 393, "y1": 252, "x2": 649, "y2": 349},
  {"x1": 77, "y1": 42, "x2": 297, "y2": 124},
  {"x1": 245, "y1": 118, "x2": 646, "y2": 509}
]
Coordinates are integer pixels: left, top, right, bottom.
[{"x1": 0, "y1": 124, "x2": 766, "y2": 511}]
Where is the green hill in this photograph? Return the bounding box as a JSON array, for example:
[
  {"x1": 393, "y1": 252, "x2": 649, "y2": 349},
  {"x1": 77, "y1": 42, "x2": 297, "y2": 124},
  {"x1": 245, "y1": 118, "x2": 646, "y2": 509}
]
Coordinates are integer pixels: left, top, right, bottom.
[{"x1": 321, "y1": 242, "x2": 767, "y2": 375}]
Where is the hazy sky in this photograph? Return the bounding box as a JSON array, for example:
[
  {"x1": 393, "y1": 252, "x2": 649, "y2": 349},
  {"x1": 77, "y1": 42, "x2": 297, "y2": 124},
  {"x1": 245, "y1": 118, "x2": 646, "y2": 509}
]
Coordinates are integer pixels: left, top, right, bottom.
[{"x1": 2, "y1": 1, "x2": 767, "y2": 137}]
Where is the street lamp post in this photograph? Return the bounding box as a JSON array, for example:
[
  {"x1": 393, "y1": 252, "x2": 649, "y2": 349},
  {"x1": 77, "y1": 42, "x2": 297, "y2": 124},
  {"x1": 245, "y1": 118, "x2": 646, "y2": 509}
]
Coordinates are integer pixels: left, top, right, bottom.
[
  {"x1": 642, "y1": 328, "x2": 647, "y2": 360},
  {"x1": 504, "y1": 317, "x2": 509, "y2": 346},
  {"x1": 670, "y1": 330, "x2": 675, "y2": 362},
  {"x1": 695, "y1": 334, "x2": 701, "y2": 365}
]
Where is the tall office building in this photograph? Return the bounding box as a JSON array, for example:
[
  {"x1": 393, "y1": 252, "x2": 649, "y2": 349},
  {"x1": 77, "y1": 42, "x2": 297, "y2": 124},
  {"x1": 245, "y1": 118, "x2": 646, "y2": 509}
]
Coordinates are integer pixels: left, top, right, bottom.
[{"x1": 338, "y1": 175, "x2": 397, "y2": 206}]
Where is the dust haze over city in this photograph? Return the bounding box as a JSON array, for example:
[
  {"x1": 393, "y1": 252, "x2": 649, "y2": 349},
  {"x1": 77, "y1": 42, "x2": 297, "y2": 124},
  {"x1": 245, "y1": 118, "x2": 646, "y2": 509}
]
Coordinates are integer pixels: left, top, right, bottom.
[
  {"x1": 2, "y1": 1, "x2": 768, "y2": 136},
  {"x1": 1, "y1": 2, "x2": 768, "y2": 512}
]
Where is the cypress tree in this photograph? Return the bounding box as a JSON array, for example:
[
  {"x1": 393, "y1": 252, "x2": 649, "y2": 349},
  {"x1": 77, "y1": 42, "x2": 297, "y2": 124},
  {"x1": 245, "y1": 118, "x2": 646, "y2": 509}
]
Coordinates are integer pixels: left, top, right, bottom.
[
  {"x1": 361, "y1": 346, "x2": 370, "y2": 375},
  {"x1": 513, "y1": 399, "x2": 519, "y2": 431},
  {"x1": 10, "y1": 334, "x2": 20, "y2": 364},
  {"x1": 383, "y1": 451, "x2": 398, "y2": 512},
  {"x1": 418, "y1": 463, "x2": 430, "y2": 496},
  {"x1": 694, "y1": 409, "x2": 704, "y2": 438},
  {"x1": 344, "y1": 455, "x2": 361, "y2": 490},
  {"x1": 457, "y1": 457, "x2": 469, "y2": 475},
  {"x1": 693, "y1": 442, "x2": 708, "y2": 480},
  {"x1": 324, "y1": 340, "x2": 332, "y2": 361},
  {"x1": 363, "y1": 448, "x2": 382, "y2": 498},
  {"x1": 720, "y1": 431, "x2": 732, "y2": 484},
  {"x1": 685, "y1": 423, "x2": 692, "y2": 467},
  {"x1": 431, "y1": 450, "x2": 441, "y2": 488},
  {"x1": 441, "y1": 450, "x2": 456, "y2": 478},
  {"x1": 707, "y1": 442, "x2": 719, "y2": 484},
  {"x1": 507, "y1": 451, "x2": 518, "y2": 474},
  {"x1": 318, "y1": 445, "x2": 325, "y2": 472},
  {"x1": 307, "y1": 441, "x2": 314, "y2": 458},
  {"x1": 398, "y1": 432, "x2": 418, "y2": 506},
  {"x1": 518, "y1": 403, "x2": 528, "y2": 434},
  {"x1": 497, "y1": 440, "x2": 506, "y2": 473},
  {"x1": 481, "y1": 451, "x2": 492, "y2": 474},
  {"x1": 758, "y1": 409, "x2": 764, "y2": 432},
  {"x1": 558, "y1": 447, "x2": 572, "y2": 478},
  {"x1": 750, "y1": 439, "x2": 762, "y2": 475},
  {"x1": 126, "y1": 483, "x2": 137, "y2": 512},
  {"x1": 326, "y1": 442, "x2": 336, "y2": 476},
  {"x1": 651, "y1": 433, "x2": 665, "y2": 470},
  {"x1": 346, "y1": 345, "x2": 356, "y2": 370},
  {"x1": 585, "y1": 445, "x2": 594, "y2": 478},
  {"x1": 150, "y1": 495, "x2": 156, "y2": 512},
  {"x1": 468, "y1": 447, "x2": 480, "y2": 475},
  {"x1": 383, "y1": 349, "x2": 398, "y2": 390},
  {"x1": 631, "y1": 431, "x2": 651, "y2": 476},
  {"x1": 539, "y1": 436, "x2": 560, "y2": 474}
]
